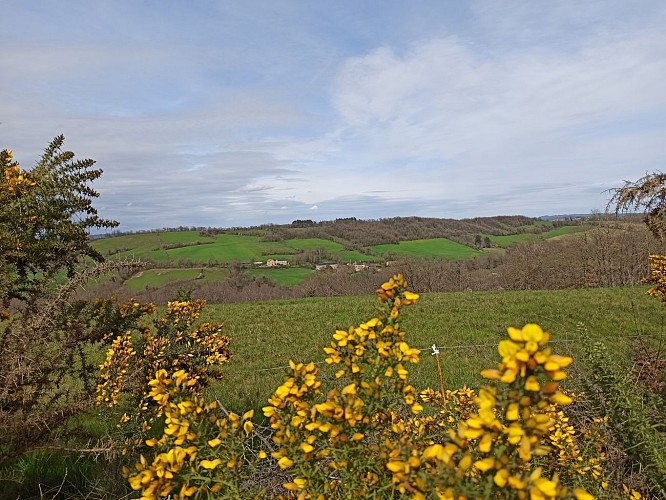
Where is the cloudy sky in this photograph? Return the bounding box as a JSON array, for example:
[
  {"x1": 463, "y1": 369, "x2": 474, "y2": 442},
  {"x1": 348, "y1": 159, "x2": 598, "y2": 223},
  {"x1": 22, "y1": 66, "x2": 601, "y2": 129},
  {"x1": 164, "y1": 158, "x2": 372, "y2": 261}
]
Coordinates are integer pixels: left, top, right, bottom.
[{"x1": 2, "y1": 1, "x2": 665, "y2": 231}]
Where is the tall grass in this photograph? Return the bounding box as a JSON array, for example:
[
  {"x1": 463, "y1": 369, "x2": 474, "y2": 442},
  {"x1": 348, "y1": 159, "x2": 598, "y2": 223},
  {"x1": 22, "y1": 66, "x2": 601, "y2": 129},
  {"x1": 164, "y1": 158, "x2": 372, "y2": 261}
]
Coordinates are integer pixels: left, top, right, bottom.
[{"x1": 203, "y1": 285, "x2": 664, "y2": 414}]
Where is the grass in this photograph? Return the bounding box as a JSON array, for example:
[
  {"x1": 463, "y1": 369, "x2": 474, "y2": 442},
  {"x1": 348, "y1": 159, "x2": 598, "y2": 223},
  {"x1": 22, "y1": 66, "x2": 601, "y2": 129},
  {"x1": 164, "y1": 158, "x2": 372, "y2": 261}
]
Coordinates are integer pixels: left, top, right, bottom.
[
  {"x1": 166, "y1": 234, "x2": 289, "y2": 262},
  {"x1": 485, "y1": 225, "x2": 587, "y2": 247},
  {"x1": 201, "y1": 285, "x2": 664, "y2": 415},
  {"x1": 93, "y1": 231, "x2": 484, "y2": 266},
  {"x1": 125, "y1": 267, "x2": 229, "y2": 292},
  {"x1": 91, "y1": 231, "x2": 216, "y2": 263},
  {"x1": 543, "y1": 225, "x2": 587, "y2": 238},
  {"x1": 371, "y1": 238, "x2": 483, "y2": 259},
  {"x1": 282, "y1": 238, "x2": 343, "y2": 252},
  {"x1": 486, "y1": 233, "x2": 538, "y2": 246},
  {"x1": 92, "y1": 227, "x2": 590, "y2": 292},
  {"x1": 245, "y1": 267, "x2": 315, "y2": 286}
]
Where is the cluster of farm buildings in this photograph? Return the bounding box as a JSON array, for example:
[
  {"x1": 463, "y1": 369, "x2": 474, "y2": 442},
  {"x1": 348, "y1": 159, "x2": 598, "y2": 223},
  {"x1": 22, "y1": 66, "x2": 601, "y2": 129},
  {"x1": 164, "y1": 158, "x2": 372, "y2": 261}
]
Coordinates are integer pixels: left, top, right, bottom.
[{"x1": 252, "y1": 259, "x2": 378, "y2": 272}]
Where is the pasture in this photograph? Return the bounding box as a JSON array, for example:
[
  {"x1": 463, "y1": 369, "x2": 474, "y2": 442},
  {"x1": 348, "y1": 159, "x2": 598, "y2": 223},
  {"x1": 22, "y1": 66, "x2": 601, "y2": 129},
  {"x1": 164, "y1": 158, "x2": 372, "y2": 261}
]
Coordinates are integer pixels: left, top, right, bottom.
[
  {"x1": 124, "y1": 267, "x2": 229, "y2": 292},
  {"x1": 371, "y1": 238, "x2": 484, "y2": 259},
  {"x1": 485, "y1": 224, "x2": 586, "y2": 247},
  {"x1": 91, "y1": 224, "x2": 593, "y2": 292},
  {"x1": 245, "y1": 267, "x2": 315, "y2": 285},
  {"x1": 202, "y1": 284, "x2": 663, "y2": 414}
]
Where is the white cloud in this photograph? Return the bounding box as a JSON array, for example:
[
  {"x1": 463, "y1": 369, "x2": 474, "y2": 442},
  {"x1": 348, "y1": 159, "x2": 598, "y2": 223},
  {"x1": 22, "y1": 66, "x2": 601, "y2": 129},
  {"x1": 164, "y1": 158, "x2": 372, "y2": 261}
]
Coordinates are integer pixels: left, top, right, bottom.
[{"x1": 2, "y1": 1, "x2": 665, "y2": 230}]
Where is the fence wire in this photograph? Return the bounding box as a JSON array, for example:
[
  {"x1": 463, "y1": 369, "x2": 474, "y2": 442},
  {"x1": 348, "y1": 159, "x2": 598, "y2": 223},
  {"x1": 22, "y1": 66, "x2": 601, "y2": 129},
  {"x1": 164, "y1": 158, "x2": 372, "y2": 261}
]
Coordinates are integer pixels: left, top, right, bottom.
[{"x1": 236, "y1": 332, "x2": 663, "y2": 373}]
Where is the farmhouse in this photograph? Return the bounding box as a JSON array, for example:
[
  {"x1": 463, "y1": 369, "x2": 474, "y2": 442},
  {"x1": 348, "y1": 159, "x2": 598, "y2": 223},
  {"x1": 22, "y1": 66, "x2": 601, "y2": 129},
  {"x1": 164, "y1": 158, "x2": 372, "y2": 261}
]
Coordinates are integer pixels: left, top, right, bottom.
[{"x1": 266, "y1": 258, "x2": 289, "y2": 267}]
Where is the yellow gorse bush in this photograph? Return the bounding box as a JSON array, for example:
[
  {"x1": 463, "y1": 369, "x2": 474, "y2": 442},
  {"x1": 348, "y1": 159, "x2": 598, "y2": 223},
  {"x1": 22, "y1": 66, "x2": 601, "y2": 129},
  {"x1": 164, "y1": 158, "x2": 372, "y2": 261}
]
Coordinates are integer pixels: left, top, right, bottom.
[
  {"x1": 643, "y1": 254, "x2": 666, "y2": 303},
  {"x1": 119, "y1": 275, "x2": 600, "y2": 499},
  {"x1": 96, "y1": 298, "x2": 232, "y2": 454},
  {"x1": 127, "y1": 368, "x2": 257, "y2": 499}
]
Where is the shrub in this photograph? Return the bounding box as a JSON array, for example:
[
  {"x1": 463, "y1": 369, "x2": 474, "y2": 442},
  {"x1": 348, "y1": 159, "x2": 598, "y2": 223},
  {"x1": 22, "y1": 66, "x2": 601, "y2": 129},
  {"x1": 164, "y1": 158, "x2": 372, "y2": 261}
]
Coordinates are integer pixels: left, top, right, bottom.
[
  {"x1": 97, "y1": 299, "x2": 233, "y2": 457},
  {"x1": 0, "y1": 139, "x2": 142, "y2": 466},
  {"x1": 125, "y1": 275, "x2": 595, "y2": 499}
]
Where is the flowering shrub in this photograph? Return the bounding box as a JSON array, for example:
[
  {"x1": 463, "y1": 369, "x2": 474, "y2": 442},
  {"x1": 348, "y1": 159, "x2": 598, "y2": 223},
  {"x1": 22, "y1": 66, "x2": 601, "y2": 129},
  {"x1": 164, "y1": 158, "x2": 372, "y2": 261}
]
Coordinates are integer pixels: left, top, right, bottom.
[
  {"x1": 127, "y1": 369, "x2": 262, "y2": 499},
  {"x1": 123, "y1": 275, "x2": 602, "y2": 499},
  {"x1": 97, "y1": 298, "x2": 232, "y2": 454},
  {"x1": 643, "y1": 254, "x2": 666, "y2": 303}
]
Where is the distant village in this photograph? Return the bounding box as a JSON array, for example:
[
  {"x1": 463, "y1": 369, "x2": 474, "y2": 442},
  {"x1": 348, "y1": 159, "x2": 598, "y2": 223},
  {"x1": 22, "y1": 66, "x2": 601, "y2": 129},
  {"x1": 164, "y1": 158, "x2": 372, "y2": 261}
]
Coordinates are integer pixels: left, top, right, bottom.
[{"x1": 252, "y1": 258, "x2": 386, "y2": 272}]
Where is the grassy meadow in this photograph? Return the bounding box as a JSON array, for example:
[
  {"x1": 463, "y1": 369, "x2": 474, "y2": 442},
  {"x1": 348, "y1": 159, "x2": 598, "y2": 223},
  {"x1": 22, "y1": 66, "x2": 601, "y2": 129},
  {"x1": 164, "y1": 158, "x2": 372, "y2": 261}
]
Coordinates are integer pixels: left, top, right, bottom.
[
  {"x1": 89, "y1": 222, "x2": 596, "y2": 292},
  {"x1": 484, "y1": 224, "x2": 586, "y2": 247},
  {"x1": 245, "y1": 267, "x2": 316, "y2": 285},
  {"x1": 93, "y1": 232, "x2": 487, "y2": 265},
  {"x1": 202, "y1": 284, "x2": 664, "y2": 415},
  {"x1": 371, "y1": 237, "x2": 483, "y2": 259},
  {"x1": 124, "y1": 267, "x2": 230, "y2": 292}
]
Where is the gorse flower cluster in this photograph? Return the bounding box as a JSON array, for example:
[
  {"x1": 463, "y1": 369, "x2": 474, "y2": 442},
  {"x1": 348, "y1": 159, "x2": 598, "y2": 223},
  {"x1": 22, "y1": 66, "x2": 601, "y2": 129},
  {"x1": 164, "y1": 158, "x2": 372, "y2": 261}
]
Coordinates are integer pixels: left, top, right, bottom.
[
  {"x1": 97, "y1": 298, "x2": 232, "y2": 453},
  {"x1": 0, "y1": 149, "x2": 35, "y2": 199},
  {"x1": 642, "y1": 254, "x2": 666, "y2": 303},
  {"x1": 127, "y1": 368, "x2": 259, "y2": 499},
  {"x1": 263, "y1": 274, "x2": 425, "y2": 496},
  {"x1": 119, "y1": 275, "x2": 603, "y2": 499}
]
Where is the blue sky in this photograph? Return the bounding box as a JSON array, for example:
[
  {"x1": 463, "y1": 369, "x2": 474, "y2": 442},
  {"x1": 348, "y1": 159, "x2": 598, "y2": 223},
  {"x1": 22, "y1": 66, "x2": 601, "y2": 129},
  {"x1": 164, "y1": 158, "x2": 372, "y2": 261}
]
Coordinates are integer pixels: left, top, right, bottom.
[{"x1": 2, "y1": 1, "x2": 665, "y2": 231}]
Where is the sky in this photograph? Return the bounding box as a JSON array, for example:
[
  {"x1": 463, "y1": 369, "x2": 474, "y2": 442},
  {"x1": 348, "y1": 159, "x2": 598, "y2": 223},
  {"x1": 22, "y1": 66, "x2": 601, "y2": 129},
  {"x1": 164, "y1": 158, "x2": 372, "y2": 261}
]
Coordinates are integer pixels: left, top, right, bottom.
[{"x1": 2, "y1": 1, "x2": 666, "y2": 232}]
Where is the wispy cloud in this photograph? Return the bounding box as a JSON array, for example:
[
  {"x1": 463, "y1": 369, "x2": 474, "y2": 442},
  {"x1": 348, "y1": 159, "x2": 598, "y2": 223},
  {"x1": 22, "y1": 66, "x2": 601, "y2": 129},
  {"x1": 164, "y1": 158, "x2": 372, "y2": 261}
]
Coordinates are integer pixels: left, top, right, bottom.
[{"x1": 2, "y1": 1, "x2": 665, "y2": 230}]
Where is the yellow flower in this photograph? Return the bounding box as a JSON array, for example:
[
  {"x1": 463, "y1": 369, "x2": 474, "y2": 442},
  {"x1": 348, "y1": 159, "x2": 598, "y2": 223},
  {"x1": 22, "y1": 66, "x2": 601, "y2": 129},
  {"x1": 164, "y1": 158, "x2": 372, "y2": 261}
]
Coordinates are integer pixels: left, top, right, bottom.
[
  {"x1": 498, "y1": 340, "x2": 520, "y2": 359},
  {"x1": 199, "y1": 458, "x2": 222, "y2": 470},
  {"x1": 550, "y1": 392, "x2": 573, "y2": 405},
  {"x1": 506, "y1": 402, "x2": 520, "y2": 420},
  {"x1": 494, "y1": 468, "x2": 509, "y2": 488},
  {"x1": 573, "y1": 489, "x2": 594, "y2": 500},
  {"x1": 387, "y1": 461, "x2": 406, "y2": 473},
  {"x1": 277, "y1": 456, "x2": 294, "y2": 469},
  {"x1": 179, "y1": 484, "x2": 198, "y2": 497},
  {"x1": 474, "y1": 457, "x2": 495, "y2": 472},
  {"x1": 341, "y1": 383, "x2": 357, "y2": 395},
  {"x1": 522, "y1": 323, "x2": 544, "y2": 343},
  {"x1": 525, "y1": 376, "x2": 541, "y2": 392}
]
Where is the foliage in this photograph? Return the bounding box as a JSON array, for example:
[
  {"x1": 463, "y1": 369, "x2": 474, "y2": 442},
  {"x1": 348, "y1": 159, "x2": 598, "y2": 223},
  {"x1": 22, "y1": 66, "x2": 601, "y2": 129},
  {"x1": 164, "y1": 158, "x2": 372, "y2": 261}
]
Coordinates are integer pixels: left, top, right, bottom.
[
  {"x1": 0, "y1": 137, "x2": 118, "y2": 305},
  {"x1": 603, "y1": 172, "x2": 666, "y2": 496},
  {"x1": 0, "y1": 268, "x2": 144, "y2": 466},
  {"x1": 0, "y1": 139, "x2": 143, "y2": 467},
  {"x1": 577, "y1": 326, "x2": 666, "y2": 498},
  {"x1": 125, "y1": 275, "x2": 603, "y2": 499},
  {"x1": 608, "y1": 172, "x2": 666, "y2": 240},
  {"x1": 642, "y1": 254, "x2": 666, "y2": 303},
  {"x1": 97, "y1": 299, "x2": 233, "y2": 456}
]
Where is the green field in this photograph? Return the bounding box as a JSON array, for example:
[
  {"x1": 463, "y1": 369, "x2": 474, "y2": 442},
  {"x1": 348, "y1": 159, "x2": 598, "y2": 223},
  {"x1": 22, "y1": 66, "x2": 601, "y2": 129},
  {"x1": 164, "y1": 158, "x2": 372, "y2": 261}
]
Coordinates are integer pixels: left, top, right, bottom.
[
  {"x1": 485, "y1": 225, "x2": 586, "y2": 247},
  {"x1": 371, "y1": 238, "x2": 483, "y2": 259},
  {"x1": 166, "y1": 233, "x2": 291, "y2": 262},
  {"x1": 91, "y1": 231, "x2": 216, "y2": 262},
  {"x1": 245, "y1": 267, "x2": 315, "y2": 286},
  {"x1": 93, "y1": 232, "x2": 364, "y2": 265},
  {"x1": 92, "y1": 227, "x2": 588, "y2": 292},
  {"x1": 125, "y1": 267, "x2": 229, "y2": 291},
  {"x1": 94, "y1": 231, "x2": 486, "y2": 265},
  {"x1": 202, "y1": 285, "x2": 663, "y2": 413}
]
